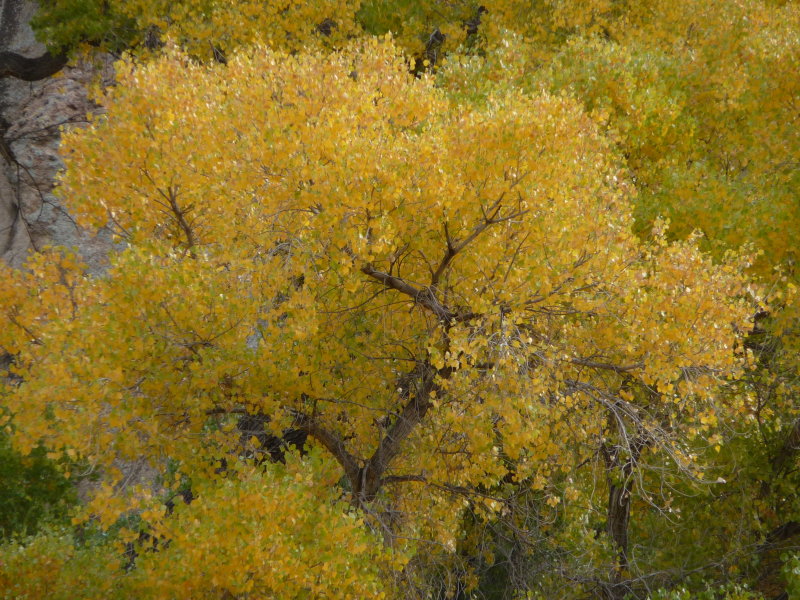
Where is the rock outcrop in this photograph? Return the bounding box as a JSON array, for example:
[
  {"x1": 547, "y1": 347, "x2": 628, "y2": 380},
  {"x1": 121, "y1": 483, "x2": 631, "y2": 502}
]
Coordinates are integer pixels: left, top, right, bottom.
[
  {"x1": 0, "y1": 0, "x2": 112, "y2": 272},
  {"x1": 1, "y1": 1, "x2": 159, "y2": 500}
]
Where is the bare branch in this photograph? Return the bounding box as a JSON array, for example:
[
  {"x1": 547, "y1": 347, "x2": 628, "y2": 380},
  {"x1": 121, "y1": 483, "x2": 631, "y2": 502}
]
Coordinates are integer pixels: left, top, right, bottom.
[
  {"x1": 381, "y1": 474, "x2": 428, "y2": 485},
  {"x1": 431, "y1": 193, "x2": 529, "y2": 288},
  {"x1": 569, "y1": 358, "x2": 644, "y2": 374},
  {"x1": 165, "y1": 185, "x2": 197, "y2": 253},
  {"x1": 360, "y1": 265, "x2": 457, "y2": 323},
  {"x1": 293, "y1": 412, "x2": 362, "y2": 486}
]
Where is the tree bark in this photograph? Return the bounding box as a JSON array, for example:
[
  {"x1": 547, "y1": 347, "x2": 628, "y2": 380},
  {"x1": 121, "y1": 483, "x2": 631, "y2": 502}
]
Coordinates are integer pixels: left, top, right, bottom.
[
  {"x1": 607, "y1": 477, "x2": 632, "y2": 574},
  {"x1": 601, "y1": 436, "x2": 644, "y2": 599},
  {"x1": 357, "y1": 361, "x2": 439, "y2": 502},
  {"x1": 771, "y1": 417, "x2": 800, "y2": 475}
]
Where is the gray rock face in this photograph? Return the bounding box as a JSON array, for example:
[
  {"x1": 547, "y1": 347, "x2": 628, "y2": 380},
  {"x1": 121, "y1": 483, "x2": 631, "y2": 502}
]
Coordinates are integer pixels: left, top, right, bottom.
[
  {"x1": 1, "y1": 2, "x2": 159, "y2": 499},
  {"x1": 0, "y1": 0, "x2": 113, "y2": 272}
]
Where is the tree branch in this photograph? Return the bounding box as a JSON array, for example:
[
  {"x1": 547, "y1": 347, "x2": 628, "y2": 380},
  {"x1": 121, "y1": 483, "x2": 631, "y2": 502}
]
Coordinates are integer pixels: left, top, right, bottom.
[
  {"x1": 431, "y1": 193, "x2": 528, "y2": 288},
  {"x1": 205, "y1": 405, "x2": 362, "y2": 489},
  {"x1": 360, "y1": 265, "x2": 457, "y2": 323},
  {"x1": 293, "y1": 412, "x2": 362, "y2": 487},
  {"x1": 569, "y1": 358, "x2": 644, "y2": 373},
  {"x1": 771, "y1": 416, "x2": 800, "y2": 475},
  {"x1": 358, "y1": 362, "x2": 440, "y2": 501},
  {"x1": 163, "y1": 185, "x2": 197, "y2": 252}
]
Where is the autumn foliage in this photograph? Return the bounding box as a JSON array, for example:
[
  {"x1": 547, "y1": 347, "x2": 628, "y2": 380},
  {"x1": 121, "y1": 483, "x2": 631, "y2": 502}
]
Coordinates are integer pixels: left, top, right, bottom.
[{"x1": 1, "y1": 1, "x2": 798, "y2": 599}]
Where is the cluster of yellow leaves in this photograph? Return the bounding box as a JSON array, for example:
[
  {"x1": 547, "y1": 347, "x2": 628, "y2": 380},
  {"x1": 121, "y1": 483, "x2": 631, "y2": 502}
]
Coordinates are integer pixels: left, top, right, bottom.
[
  {"x1": 0, "y1": 529, "x2": 122, "y2": 600},
  {"x1": 437, "y1": 1, "x2": 799, "y2": 486},
  {"x1": 4, "y1": 1, "x2": 795, "y2": 596},
  {"x1": 360, "y1": 0, "x2": 641, "y2": 64},
  {"x1": 132, "y1": 453, "x2": 394, "y2": 599},
  {"x1": 0, "y1": 37, "x2": 752, "y2": 528},
  {"x1": 0, "y1": 20, "x2": 773, "y2": 596},
  {"x1": 0, "y1": 249, "x2": 85, "y2": 357},
  {"x1": 433, "y1": 0, "x2": 800, "y2": 281},
  {"x1": 0, "y1": 453, "x2": 395, "y2": 599},
  {"x1": 114, "y1": 0, "x2": 360, "y2": 58}
]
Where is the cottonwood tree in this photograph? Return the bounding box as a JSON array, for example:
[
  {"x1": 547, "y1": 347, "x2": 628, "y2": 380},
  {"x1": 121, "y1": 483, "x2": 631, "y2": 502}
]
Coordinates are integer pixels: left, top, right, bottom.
[
  {"x1": 0, "y1": 41, "x2": 758, "y2": 597},
  {"x1": 432, "y1": 1, "x2": 799, "y2": 589}
]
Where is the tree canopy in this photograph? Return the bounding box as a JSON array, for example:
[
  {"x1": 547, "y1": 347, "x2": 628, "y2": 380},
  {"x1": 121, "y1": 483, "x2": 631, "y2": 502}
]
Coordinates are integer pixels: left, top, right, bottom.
[{"x1": 1, "y1": 1, "x2": 798, "y2": 599}]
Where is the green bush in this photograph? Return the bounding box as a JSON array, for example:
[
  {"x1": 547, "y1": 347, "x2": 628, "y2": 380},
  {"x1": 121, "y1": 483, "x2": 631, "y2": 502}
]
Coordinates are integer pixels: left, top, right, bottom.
[{"x1": 0, "y1": 432, "x2": 77, "y2": 539}]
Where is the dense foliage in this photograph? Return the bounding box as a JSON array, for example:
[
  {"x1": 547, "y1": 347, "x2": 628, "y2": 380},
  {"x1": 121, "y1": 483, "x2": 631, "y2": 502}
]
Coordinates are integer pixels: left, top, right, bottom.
[
  {"x1": 1, "y1": 1, "x2": 798, "y2": 598},
  {"x1": 0, "y1": 431, "x2": 76, "y2": 539}
]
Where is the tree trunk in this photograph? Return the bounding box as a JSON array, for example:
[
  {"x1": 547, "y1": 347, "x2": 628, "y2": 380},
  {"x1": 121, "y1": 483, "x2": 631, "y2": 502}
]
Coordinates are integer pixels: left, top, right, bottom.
[
  {"x1": 607, "y1": 477, "x2": 632, "y2": 576},
  {"x1": 601, "y1": 436, "x2": 643, "y2": 600}
]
